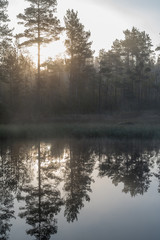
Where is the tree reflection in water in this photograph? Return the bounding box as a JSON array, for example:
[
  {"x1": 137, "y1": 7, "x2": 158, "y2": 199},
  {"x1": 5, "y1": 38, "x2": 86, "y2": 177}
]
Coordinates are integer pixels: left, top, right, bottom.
[
  {"x1": 0, "y1": 139, "x2": 160, "y2": 239},
  {"x1": 97, "y1": 140, "x2": 156, "y2": 196},
  {"x1": 63, "y1": 140, "x2": 95, "y2": 222},
  {"x1": 0, "y1": 142, "x2": 35, "y2": 239},
  {"x1": 153, "y1": 149, "x2": 160, "y2": 193},
  {"x1": 18, "y1": 142, "x2": 64, "y2": 240}
]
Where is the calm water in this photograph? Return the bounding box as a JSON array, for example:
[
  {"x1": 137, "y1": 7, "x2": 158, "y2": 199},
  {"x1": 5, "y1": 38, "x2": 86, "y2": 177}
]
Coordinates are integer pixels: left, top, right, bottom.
[{"x1": 0, "y1": 138, "x2": 160, "y2": 240}]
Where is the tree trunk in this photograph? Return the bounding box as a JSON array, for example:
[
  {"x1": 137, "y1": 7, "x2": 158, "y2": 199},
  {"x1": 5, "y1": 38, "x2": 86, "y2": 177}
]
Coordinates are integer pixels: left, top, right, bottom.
[{"x1": 37, "y1": 0, "x2": 41, "y2": 110}]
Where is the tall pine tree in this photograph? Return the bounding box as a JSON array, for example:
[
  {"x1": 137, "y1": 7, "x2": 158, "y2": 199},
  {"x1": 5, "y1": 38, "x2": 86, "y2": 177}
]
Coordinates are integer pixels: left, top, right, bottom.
[
  {"x1": 0, "y1": 0, "x2": 12, "y2": 116},
  {"x1": 64, "y1": 9, "x2": 94, "y2": 109},
  {"x1": 0, "y1": 0, "x2": 12, "y2": 65},
  {"x1": 0, "y1": 0, "x2": 12, "y2": 45},
  {"x1": 17, "y1": 0, "x2": 62, "y2": 105}
]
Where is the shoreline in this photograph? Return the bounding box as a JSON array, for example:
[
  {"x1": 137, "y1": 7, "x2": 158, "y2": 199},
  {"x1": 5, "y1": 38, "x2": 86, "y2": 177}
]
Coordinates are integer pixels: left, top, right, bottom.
[{"x1": 0, "y1": 122, "x2": 160, "y2": 139}]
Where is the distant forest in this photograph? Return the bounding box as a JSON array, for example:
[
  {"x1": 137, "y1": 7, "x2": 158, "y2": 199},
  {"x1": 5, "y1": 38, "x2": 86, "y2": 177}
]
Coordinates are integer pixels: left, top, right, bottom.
[{"x1": 1, "y1": 0, "x2": 160, "y2": 122}]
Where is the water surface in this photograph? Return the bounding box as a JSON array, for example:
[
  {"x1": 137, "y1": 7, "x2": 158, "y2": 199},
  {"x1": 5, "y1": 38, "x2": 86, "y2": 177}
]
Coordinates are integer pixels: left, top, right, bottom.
[{"x1": 0, "y1": 139, "x2": 160, "y2": 240}]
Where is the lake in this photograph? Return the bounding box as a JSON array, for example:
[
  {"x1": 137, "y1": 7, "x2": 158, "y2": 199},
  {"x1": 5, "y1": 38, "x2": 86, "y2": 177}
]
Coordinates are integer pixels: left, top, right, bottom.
[{"x1": 0, "y1": 138, "x2": 160, "y2": 240}]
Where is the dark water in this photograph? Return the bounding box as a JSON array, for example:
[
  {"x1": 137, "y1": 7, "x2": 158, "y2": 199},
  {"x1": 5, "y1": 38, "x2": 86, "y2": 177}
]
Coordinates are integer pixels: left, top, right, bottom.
[{"x1": 0, "y1": 138, "x2": 160, "y2": 240}]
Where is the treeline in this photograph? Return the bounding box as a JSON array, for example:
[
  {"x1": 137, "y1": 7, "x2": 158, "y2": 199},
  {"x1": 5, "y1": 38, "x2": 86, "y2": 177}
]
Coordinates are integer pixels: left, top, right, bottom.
[{"x1": 0, "y1": 0, "x2": 160, "y2": 122}]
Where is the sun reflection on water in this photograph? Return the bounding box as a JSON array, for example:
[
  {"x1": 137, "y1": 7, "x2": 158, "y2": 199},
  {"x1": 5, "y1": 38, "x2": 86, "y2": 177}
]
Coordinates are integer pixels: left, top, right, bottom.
[{"x1": 28, "y1": 142, "x2": 70, "y2": 181}]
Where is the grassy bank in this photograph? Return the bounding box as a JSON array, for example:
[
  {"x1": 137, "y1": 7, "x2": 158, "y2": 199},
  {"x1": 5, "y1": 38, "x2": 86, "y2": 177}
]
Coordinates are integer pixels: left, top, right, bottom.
[
  {"x1": 0, "y1": 123, "x2": 160, "y2": 139},
  {"x1": 1, "y1": 111, "x2": 160, "y2": 139}
]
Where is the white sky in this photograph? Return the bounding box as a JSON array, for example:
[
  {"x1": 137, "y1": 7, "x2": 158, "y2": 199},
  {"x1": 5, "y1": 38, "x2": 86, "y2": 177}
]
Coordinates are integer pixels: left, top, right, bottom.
[{"x1": 8, "y1": 0, "x2": 160, "y2": 63}]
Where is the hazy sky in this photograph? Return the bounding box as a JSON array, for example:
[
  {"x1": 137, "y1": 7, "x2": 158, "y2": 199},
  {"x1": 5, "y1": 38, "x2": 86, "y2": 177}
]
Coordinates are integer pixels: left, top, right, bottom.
[{"x1": 7, "y1": 0, "x2": 160, "y2": 62}]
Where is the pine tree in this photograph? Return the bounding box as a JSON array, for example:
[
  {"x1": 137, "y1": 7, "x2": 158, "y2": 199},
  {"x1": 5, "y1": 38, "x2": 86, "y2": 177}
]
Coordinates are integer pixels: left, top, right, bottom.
[
  {"x1": 0, "y1": 0, "x2": 12, "y2": 45},
  {"x1": 64, "y1": 9, "x2": 94, "y2": 109},
  {"x1": 17, "y1": 0, "x2": 62, "y2": 104},
  {"x1": 122, "y1": 27, "x2": 153, "y2": 105},
  {"x1": 0, "y1": 0, "x2": 12, "y2": 116},
  {"x1": 0, "y1": 0, "x2": 12, "y2": 63}
]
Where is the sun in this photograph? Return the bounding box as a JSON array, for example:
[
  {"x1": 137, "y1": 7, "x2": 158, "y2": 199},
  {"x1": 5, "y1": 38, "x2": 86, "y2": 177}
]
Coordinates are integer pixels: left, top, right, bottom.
[
  {"x1": 41, "y1": 37, "x2": 66, "y2": 62},
  {"x1": 27, "y1": 36, "x2": 66, "y2": 66}
]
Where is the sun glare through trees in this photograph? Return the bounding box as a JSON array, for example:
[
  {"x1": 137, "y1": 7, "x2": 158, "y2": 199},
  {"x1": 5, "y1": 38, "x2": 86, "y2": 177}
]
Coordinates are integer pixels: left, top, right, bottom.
[{"x1": 0, "y1": 0, "x2": 160, "y2": 119}]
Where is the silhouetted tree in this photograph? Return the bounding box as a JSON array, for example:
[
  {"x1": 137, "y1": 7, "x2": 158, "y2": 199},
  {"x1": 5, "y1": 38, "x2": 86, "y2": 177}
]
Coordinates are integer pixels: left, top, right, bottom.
[
  {"x1": 0, "y1": 0, "x2": 12, "y2": 119},
  {"x1": 40, "y1": 57, "x2": 68, "y2": 114},
  {"x1": 17, "y1": 0, "x2": 62, "y2": 108},
  {"x1": 64, "y1": 9, "x2": 94, "y2": 110},
  {"x1": 122, "y1": 27, "x2": 153, "y2": 106},
  {"x1": 0, "y1": 0, "x2": 12, "y2": 47},
  {"x1": 98, "y1": 27, "x2": 154, "y2": 110},
  {"x1": 0, "y1": 45, "x2": 35, "y2": 119}
]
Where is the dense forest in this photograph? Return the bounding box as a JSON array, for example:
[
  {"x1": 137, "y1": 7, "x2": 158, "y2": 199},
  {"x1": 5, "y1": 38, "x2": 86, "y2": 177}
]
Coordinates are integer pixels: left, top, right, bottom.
[{"x1": 1, "y1": 0, "x2": 160, "y2": 123}]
